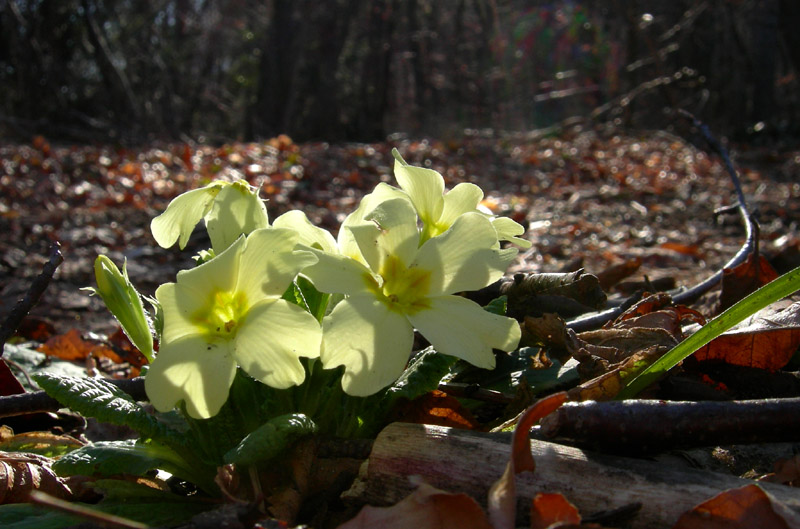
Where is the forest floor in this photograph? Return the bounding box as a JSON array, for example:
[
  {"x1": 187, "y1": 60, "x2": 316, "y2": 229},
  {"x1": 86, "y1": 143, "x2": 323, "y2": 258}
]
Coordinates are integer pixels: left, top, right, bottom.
[{"x1": 2, "y1": 127, "x2": 798, "y2": 340}]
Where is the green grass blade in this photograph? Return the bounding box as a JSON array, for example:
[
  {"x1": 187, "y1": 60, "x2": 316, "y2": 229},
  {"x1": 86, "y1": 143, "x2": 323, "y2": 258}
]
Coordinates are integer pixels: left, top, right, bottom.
[{"x1": 617, "y1": 264, "x2": 800, "y2": 399}]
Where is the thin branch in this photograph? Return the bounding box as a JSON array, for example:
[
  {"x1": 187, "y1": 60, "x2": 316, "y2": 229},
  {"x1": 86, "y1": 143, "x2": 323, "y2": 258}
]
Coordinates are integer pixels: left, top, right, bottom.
[
  {"x1": 28, "y1": 491, "x2": 148, "y2": 529},
  {"x1": 566, "y1": 112, "x2": 756, "y2": 332},
  {"x1": 0, "y1": 242, "x2": 63, "y2": 355},
  {"x1": 540, "y1": 397, "x2": 800, "y2": 454}
]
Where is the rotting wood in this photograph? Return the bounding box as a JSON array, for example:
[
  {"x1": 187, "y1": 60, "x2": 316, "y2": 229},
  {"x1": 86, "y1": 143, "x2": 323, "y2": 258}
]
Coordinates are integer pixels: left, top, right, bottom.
[{"x1": 345, "y1": 422, "x2": 800, "y2": 529}]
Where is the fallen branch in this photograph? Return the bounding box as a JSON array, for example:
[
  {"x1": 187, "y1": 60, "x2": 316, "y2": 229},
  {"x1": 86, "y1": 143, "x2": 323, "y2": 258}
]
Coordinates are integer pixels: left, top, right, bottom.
[
  {"x1": 0, "y1": 377, "x2": 146, "y2": 418},
  {"x1": 566, "y1": 112, "x2": 757, "y2": 332},
  {"x1": 539, "y1": 398, "x2": 800, "y2": 454},
  {"x1": 0, "y1": 242, "x2": 63, "y2": 355},
  {"x1": 347, "y1": 422, "x2": 800, "y2": 529}
]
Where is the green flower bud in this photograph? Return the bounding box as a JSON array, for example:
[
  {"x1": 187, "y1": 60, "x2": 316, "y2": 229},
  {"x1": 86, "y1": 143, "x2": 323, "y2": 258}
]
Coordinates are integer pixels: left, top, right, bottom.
[{"x1": 90, "y1": 255, "x2": 154, "y2": 362}]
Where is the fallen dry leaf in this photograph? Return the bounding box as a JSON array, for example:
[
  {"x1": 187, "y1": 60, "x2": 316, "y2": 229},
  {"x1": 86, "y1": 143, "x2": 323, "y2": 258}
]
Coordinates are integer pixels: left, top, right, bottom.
[
  {"x1": 393, "y1": 390, "x2": 481, "y2": 430},
  {"x1": 529, "y1": 492, "x2": 582, "y2": 529},
  {"x1": 693, "y1": 300, "x2": 800, "y2": 371},
  {"x1": 719, "y1": 254, "x2": 780, "y2": 313},
  {"x1": 0, "y1": 451, "x2": 81, "y2": 504},
  {"x1": 672, "y1": 483, "x2": 800, "y2": 529},
  {"x1": 337, "y1": 479, "x2": 493, "y2": 529},
  {"x1": 487, "y1": 392, "x2": 568, "y2": 529}
]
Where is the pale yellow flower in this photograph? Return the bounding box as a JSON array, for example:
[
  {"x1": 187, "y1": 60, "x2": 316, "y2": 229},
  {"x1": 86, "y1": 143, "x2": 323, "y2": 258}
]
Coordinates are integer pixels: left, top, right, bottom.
[
  {"x1": 302, "y1": 198, "x2": 520, "y2": 396},
  {"x1": 392, "y1": 149, "x2": 531, "y2": 248},
  {"x1": 145, "y1": 228, "x2": 321, "y2": 419},
  {"x1": 151, "y1": 179, "x2": 269, "y2": 254}
]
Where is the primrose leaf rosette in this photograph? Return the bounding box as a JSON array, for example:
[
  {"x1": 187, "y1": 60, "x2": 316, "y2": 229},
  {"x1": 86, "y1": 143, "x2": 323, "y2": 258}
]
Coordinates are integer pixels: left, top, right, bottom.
[
  {"x1": 302, "y1": 197, "x2": 521, "y2": 396},
  {"x1": 145, "y1": 228, "x2": 322, "y2": 419},
  {"x1": 151, "y1": 179, "x2": 269, "y2": 254},
  {"x1": 392, "y1": 149, "x2": 531, "y2": 248}
]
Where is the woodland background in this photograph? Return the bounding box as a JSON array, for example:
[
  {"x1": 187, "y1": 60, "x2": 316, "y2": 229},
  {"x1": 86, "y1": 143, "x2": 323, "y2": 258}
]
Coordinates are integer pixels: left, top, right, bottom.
[{"x1": 2, "y1": 0, "x2": 800, "y2": 145}]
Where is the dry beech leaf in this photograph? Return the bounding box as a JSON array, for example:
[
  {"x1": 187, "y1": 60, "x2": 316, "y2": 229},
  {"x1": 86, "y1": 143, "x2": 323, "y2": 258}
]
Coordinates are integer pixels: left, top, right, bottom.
[
  {"x1": 337, "y1": 479, "x2": 492, "y2": 529},
  {"x1": 394, "y1": 390, "x2": 480, "y2": 430},
  {"x1": 0, "y1": 451, "x2": 80, "y2": 504},
  {"x1": 530, "y1": 492, "x2": 582, "y2": 529},
  {"x1": 693, "y1": 301, "x2": 800, "y2": 371},
  {"x1": 567, "y1": 346, "x2": 665, "y2": 402},
  {"x1": 759, "y1": 455, "x2": 800, "y2": 487},
  {"x1": 672, "y1": 484, "x2": 800, "y2": 529},
  {"x1": 487, "y1": 392, "x2": 568, "y2": 529},
  {"x1": 38, "y1": 328, "x2": 95, "y2": 361},
  {"x1": 0, "y1": 425, "x2": 84, "y2": 457},
  {"x1": 719, "y1": 254, "x2": 780, "y2": 313}
]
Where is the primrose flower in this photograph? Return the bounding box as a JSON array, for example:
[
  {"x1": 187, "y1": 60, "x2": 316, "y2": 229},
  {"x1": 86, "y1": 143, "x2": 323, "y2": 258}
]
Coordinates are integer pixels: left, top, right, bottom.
[
  {"x1": 392, "y1": 149, "x2": 531, "y2": 248},
  {"x1": 302, "y1": 198, "x2": 521, "y2": 396},
  {"x1": 145, "y1": 228, "x2": 321, "y2": 419},
  {"x1": 151, "y1": 179, "x2": 269, "y2": 254}
]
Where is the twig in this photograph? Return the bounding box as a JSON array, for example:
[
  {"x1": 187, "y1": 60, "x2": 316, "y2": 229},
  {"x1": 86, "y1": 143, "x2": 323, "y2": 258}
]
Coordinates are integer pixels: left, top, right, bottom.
[
  {"x1": 0, "y1": 242, "x2": 63, "y2": 355},
  {"x1": 28, "y1": 490, "x2": 149, "y2": 529},
  {"x1": 539, "y1": 398, "x2": 800, "y2": 454},
  {"x1": 0, "y1": 377, "x2": 146, "y2": 418},
  {"x1": 566, "y1": 112, "x2": 757, "y2": 332}
]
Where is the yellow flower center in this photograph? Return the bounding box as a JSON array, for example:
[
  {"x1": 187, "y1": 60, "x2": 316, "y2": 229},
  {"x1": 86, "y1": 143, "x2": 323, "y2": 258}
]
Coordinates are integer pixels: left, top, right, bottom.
[
  {"x1": 194, "y1": 289, "x2": 249, "y2": 339},
  {"x1": 373, "y1": 254, "x2": 432, "y2": 314}
]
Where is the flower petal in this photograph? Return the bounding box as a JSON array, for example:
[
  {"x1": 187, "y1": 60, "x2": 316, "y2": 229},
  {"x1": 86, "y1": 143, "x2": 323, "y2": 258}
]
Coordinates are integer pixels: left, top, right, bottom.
[
  {"x1": 233, "y1": 299, "x2": 321, "y2": 389},
  {"x1": 150, "y1": 185, "x2": 223, "y2": 249},
  {"x1": 339, "y1": 183, "x2": 407, "y2": 262},
  {"x1": 145, "y1": 334, "x2": 237, "y2": 419},
  {"x1": 491, "y1": 216, "x2": 532, "y2": 248},
  {"x1": 320, "y1": 296, "x2": 414, "y2": 396},
  {"x1": 413, "y1": 212, "x2": 512, "y2": 296},
  {"x1": 236, "y1": 228, "x2": 317, "y2": 301},
  {"x1": 352, "y1": 198, "x2": 420, "y2": 272},
  {"x1": 158, "y1": 236, "x2": 245, "y2": 343},
  {"x1": 300, "y1": 249, "x2": 375, "y2": 296},
  {"x1": 439, "y1": 183, "x2": 484, "y2": 227},
  {"x1": 205, "y1": 181, "x2": 269, "y2": 254},
  {"x1": 407, "y1": 295, "x2": 521, "y2": 369},
  {"x1": 273, "y1": 210, "x2": 338, "y2": 254},
  {"x1": 393, "y1": 160, "x2": 444, "y2": 225}
]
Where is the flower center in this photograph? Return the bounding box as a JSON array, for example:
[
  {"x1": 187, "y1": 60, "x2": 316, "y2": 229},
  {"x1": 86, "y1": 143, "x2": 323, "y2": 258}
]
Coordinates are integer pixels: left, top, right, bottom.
[
  {"x1": 194, "y1": 289, "x2": 249, "y2": 339},
  {"x1": 377, "y1": 254, "x2": 431, "y2": 314}
]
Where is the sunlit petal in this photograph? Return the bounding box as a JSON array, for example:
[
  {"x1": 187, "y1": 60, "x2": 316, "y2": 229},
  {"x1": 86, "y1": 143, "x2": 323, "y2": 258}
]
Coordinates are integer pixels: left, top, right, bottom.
[
  {"x1": 353, "y1": 198, "x2": 420, "y2": 271},
  {"x1": 273, "y1": 210, "x2": 338, "y2": 253},
  {"x1": 491, "y1": 216, "x2": 532, "y2": 248},
  {"x1": 393, "y1": 160, "x2": 445, "y2": 225},
  {"x1": 339, "y1": 183, "x2": 408, "y2": 262},
  {"x1": 206, "y1": 181, "x2": 269, "y2": 253},
  {"x1": 413, "y1": 212, "x2": 510, "y2": 296},
  {"x1": 234, "y1": 299, "x2": 321, "y2": 389},
  {"x1": 408, "y1": 295, "x2": 520, "y2": 368},
  {"x1": 150, "y1": 185, "x2": 222, "y2": 249},
  {"x1": 439, "y1": 183, "x2": 484, "y2": 226},
  {"x1": 320, "y1": 296, "x2": 414, "y2": 396},
  {"x1": 236, "y1": 228, "x2": 317, "y2": 301},
  {"x1": 145, "y1": 334, "x2": 237, "y2": 419},
  {"x1": 300, "y1": 249, "x2": 375, "y2": 296}
]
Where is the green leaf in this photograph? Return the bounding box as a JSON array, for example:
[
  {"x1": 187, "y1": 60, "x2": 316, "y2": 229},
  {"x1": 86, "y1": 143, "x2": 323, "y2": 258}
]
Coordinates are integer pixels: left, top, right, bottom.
[
  {"x1": 618, "y1": 264, "x2": 800, "y2": 399},
  {"x1": 32, "y1": 374, "x2": 181, "y2": 446},
  {"x1": 296, "y1": 275, "x2": 330, "y2": 322},
  {"x1": 380, "y1": 347, "x2": 457, "y2": 409},
  {"x1": 223, "y1": 413, "x2": 317, "y2": 466},
  {"x1": 483, "y1": 295, "x2": 508, "y2": 316}
]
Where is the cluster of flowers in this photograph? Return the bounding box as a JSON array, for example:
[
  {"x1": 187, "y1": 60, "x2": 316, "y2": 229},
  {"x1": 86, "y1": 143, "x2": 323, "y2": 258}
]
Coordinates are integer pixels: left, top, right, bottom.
[{"x1": 99, "y1": 150, "x2": 530, "y2": 420}]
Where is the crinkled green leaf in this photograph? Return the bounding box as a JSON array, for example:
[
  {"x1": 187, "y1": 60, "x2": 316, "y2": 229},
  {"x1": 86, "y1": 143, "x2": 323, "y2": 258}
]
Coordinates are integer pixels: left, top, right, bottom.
[
  {"x1": 379, "y1": 347, "x2": 458, "y2": 410},
  {"x1": 32, "y1": 374, "x2": 182, "y2": 447},
  {"x1": 223, "y1": 413, "x2": 317, "y2": 466}
]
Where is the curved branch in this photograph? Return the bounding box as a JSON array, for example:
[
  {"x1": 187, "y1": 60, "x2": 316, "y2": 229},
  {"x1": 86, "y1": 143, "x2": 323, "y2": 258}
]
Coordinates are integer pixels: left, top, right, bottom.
[{"x1": 567, "y1": 111, "x2": 756, "y2": 332}]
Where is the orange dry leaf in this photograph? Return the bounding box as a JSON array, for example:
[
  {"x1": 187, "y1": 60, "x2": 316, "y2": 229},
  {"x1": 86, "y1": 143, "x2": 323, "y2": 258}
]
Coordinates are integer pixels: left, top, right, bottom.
[
  {"x1": 0, "y1": 451, "x2": 81, "y2": 504},
  {"x1": 693, "y1": 301, "x2": 800, "y2": 371},
  {"x1": 718, "y1": 254, "x2": 780, "y2": 313},
  {"x1": 38, "y1": 328, "x2": 93, "y2": 361},
  {"x1": 530, "y1": 493, "x2": 582, "y2": 529},
  {"x1": 488, "y1": 392, "x2": 568, "y2": 529},
  {"x1": 337, "y1": 479, "x2": 492, "y2": 529},
  {"x1": 394, "y1": 390, "x2": 480, "y2": 430},
  {"x1": 672, "y1": 484, "x2": 800, "y2": 529}
]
